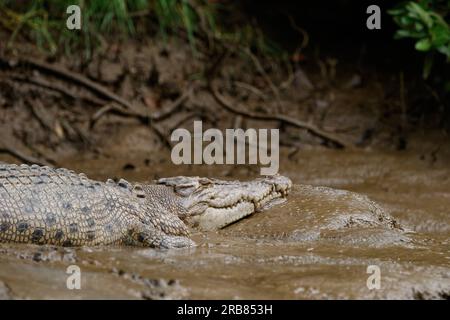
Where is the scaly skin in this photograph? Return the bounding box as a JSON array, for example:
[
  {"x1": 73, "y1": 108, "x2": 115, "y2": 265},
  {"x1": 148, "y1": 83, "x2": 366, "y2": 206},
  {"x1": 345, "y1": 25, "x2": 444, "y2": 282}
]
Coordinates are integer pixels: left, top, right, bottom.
[{"x1": 0, "y1": 164, "x2": 291, "y2": 248}]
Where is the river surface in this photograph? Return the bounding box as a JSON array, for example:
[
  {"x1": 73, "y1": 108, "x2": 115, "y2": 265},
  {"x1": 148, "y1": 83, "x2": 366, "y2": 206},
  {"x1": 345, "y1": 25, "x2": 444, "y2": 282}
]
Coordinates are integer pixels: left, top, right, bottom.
[{"x1": 0, "y1": 149, "x2": 449, "y2": 299}]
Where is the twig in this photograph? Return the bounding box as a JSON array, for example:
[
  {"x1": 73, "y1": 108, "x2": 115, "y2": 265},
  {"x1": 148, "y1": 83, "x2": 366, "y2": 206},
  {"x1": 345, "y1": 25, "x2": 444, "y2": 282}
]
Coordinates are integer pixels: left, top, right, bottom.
[
  {"x1": 234, "y1": 81, "x2": 268, "y2": 100},
  {"x1": 89, "y1": 86, "x2": 192, "y2": 127},
  {"x1": 287, "y1": 14, "x2": 309, "y2": 50},
  {"x1": 90, "y1": 104, "x2": 118, "y2": 125},
  {"x1": 169, "y1": 112, "x2": 200, "y2": 132},
  {"x1": 90, "y1": 102, "x2": 154, "y2": 128},
  {"x1": 26, "y1": 98, "x2": 57, "y2": 134},
  {"x1": 279, "y1": 60, "x2": 295, "y2": 90},
  {"x1": 150, "y1": 87, "x2": 192, "y2": 121},
  {"x1": 150, "y1": 124, "x2": 172, "y2": 150},
  {"x1": 89, "y1": 103, "x2": 140, "y2": 128},
  {"x1": 243, "y1": 48, "x2": 282, "y2": 111},
  {"x1": 210, "y1": 81, "x2": 353, "y2": 149}
]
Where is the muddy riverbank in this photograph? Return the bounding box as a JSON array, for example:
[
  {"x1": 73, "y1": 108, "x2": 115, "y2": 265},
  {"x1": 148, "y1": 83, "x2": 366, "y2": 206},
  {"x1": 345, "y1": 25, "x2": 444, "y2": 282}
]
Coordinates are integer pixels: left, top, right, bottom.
[{"x1": 1, "y1": 146, "x2": 449, "y2": 299}]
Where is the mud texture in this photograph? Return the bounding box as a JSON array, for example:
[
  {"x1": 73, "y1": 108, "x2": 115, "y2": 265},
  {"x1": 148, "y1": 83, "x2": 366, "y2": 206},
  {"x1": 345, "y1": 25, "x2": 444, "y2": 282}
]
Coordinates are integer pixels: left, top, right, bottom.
[{"x1": 0, "y1": 149, "x2": 449, "y2": 299}]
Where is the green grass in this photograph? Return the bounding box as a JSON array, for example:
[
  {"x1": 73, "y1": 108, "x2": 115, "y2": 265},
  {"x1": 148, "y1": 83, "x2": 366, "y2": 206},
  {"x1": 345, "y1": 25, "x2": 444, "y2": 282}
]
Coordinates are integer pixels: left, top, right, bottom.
[
  {"x1": 0, "y1": 0, "x2": 283, "y2": 59},
  {"x1": 1, "y1": 0, "x2": 149, "y2": 56}
]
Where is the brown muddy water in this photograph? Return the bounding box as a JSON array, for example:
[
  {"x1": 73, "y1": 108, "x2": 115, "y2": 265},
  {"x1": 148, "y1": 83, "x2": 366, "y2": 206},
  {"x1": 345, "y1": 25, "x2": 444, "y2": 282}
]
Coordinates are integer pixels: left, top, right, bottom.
[{"x1": 0, "y1": 148, "x2": 449, "y2": 299}]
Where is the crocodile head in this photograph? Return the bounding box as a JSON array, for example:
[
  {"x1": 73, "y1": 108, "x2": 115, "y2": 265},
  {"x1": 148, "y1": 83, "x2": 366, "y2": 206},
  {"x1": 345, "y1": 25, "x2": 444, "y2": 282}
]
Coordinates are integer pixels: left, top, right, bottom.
[{"x1": 156, "y1": 175, "x2": 292, "y2": 230}]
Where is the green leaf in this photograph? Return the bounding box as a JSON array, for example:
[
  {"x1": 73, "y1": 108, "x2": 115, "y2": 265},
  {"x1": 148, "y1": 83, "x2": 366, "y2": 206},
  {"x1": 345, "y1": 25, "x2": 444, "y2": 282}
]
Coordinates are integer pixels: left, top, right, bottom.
[
  {"x1": 408, "y1": 2, "x2": 433, "y2": 28},
  {"x1": 415, "y1": 22, "x2": 424, "y2": 32},
  {"x1": 416, "y1": 38, "x2": 432, "y2": 51},
  {"x1": 400, "y1": 15, "x2": 415, "y2": 26},
  {"x1": 431, "y1": 24, "x2": 450, "y2": 47},
  {"x1": 394, "y1": 29, "x2": 426, "y2": 39},
  {"x1": 437, "y1": 44, "x2": 450, "y2": 58},
  {"x1": 394, "y1": 30, "x2": 411, "y2": 39},
  {"x1": 387, "y1": 8, "x2": 405, "y2": 16}
]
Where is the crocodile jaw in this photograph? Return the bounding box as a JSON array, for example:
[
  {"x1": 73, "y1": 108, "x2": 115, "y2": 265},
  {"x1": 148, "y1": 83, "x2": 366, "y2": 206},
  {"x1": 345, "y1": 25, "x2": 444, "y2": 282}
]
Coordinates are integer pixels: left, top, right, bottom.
[
  {"x1": 194, "y1": 201, "x2": 255, "y2": 231},
  {"x1": 157, "y1": 175, "x2": 291, "y2": 231}
]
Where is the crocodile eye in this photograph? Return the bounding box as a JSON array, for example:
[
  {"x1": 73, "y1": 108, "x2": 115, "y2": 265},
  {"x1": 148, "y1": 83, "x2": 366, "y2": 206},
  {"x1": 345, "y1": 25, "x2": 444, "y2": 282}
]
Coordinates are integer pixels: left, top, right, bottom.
[
  {"x1": 199, "y1": 178, "x2": 212, "y2": 185},
  {"x1": 132, "y1": 184, "x2": 146, "y2": 198},
  {"x1": 174, "y1": 185, "x2": 197, "y2": 197}
]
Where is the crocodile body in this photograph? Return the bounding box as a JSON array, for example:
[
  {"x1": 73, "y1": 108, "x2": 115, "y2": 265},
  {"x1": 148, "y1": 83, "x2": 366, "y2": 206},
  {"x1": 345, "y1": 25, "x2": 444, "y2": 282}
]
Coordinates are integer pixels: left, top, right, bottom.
[{"x1": 0, "y1": 164, "x2": 291, "y2": 248}]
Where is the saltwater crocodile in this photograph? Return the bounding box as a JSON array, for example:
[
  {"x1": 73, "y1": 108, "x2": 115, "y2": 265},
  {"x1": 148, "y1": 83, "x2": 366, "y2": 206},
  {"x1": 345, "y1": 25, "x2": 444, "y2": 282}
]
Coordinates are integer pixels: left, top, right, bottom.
[{"x1": 0, "y1": 164, "x2": 291, "y2": 248}]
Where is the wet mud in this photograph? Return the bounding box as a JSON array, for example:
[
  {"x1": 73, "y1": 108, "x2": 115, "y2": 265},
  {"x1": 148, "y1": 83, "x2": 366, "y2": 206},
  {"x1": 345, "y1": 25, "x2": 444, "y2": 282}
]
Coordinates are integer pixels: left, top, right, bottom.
[{"x1": 0, "y1": 148, "x2": 449, "y2": 299}]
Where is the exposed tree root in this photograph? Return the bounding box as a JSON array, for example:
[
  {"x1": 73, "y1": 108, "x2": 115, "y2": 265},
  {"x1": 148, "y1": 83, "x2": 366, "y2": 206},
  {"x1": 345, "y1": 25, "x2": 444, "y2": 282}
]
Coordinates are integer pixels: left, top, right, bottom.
[
  {"x1": 0, "y1": 146, "x2": 50, "y2": 166},
  {"x1": 210, "y1": 80, "x2": 354, "y2": 149},
  {"x1": 11, "y1": 74, "x2": 107, "y2": 105},
  {"x1": 89, "y1": 87, "x2": 192, "y2": 127},
  {"x1": 1, "y1": 56, "x2": 134, "y2": 110}
]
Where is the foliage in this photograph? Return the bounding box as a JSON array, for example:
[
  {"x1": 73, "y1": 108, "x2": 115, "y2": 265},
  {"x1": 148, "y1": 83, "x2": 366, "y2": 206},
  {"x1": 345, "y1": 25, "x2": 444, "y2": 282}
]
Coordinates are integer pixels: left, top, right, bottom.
[
  {"x1": 0, "y1": 0, "x2": 281, "y2": 58},
  {"x1": 0, "y1": 0, "x2": 149, "y2": 57},
  {"x1": 388, "y1": 0, "x2": 450, "y2": 78}
]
